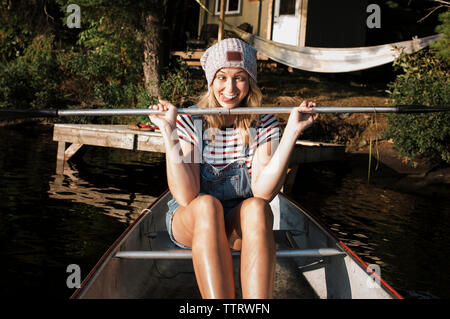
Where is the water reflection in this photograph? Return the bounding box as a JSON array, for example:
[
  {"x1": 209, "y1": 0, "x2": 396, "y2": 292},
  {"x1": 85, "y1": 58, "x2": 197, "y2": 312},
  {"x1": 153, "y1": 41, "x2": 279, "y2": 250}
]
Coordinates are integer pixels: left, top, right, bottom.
[
  {"x1": 49, "y1": 165, "x2": 157, "y2": 224},
  {"x1": 1, "y1": 123, "x2": 450, "y2": 298},
  {"x1": 0, "y1": 123, "x2": 167, "y2": 298},
  {"x1": 292, "y1": 159, "x2": 450, "y2": 298}
]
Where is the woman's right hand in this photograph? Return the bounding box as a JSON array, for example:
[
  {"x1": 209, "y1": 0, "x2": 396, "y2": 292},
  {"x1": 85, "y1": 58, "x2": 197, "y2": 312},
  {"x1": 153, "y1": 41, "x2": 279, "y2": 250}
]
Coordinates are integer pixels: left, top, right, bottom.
[{"x1": 149, "y1": 100, "x2": 178, "y2": 131}]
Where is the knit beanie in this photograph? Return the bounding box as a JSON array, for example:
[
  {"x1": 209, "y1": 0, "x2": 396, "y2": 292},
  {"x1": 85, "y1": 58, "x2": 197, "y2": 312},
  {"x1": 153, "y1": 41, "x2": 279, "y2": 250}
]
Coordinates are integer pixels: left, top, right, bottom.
[{"x1": 200, "y1": 38, "x2": 257, "y2": 87}]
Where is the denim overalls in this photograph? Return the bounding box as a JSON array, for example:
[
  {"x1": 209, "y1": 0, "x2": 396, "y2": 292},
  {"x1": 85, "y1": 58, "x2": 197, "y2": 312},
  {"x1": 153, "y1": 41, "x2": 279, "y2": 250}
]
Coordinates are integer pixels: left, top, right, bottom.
[{"x1": 166, "y1": 112, "x2": 253, "y2": 249}]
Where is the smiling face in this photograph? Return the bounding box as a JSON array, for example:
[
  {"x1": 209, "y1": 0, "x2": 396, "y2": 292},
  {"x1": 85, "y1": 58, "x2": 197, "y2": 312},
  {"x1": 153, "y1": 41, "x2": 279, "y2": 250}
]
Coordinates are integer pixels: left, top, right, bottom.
[{"x1": 212, "y1": 67, "x2": 250, "y2": 109}]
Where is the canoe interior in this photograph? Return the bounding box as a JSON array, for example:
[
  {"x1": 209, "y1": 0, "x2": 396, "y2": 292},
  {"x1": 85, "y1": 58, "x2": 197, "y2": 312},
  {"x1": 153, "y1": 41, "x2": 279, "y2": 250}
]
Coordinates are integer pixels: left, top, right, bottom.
[{"x1": 73, "y1": 192, "x2": 400, "y2": 299}]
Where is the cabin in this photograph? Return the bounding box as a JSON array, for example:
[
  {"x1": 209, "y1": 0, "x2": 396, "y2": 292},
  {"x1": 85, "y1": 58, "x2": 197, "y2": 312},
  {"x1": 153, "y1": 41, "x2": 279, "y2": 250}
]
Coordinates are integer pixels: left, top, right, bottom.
[
  {"x1": 174, "y1": 0, "x2": 370, "y2": 65},
  {"x1": 172, "y1": 0, "x2": 369, "y2": 66}
]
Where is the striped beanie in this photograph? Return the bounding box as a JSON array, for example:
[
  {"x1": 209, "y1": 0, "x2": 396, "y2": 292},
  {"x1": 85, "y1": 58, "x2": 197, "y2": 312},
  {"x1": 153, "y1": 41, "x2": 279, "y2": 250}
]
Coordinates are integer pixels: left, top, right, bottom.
[{"x1": 200, "y1": 38, "x2": 257, "y2": 87}]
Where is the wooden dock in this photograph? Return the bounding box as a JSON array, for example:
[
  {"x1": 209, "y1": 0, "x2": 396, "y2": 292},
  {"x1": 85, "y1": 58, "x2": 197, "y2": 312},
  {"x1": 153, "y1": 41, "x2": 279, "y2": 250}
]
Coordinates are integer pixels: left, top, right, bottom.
[
  {"x1": 53, "y1": 124, "x2": 345, "y2": 193},
  {"x1": 53, "y1": 124, "x2": 164, "y2": 173}
]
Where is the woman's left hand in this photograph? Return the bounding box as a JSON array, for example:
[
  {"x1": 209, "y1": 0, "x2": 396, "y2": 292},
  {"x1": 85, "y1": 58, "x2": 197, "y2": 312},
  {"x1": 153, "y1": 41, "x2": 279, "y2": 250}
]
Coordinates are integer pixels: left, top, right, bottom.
[{"x1": 285, "y1": 101, "x2": 318, "y2": 137}]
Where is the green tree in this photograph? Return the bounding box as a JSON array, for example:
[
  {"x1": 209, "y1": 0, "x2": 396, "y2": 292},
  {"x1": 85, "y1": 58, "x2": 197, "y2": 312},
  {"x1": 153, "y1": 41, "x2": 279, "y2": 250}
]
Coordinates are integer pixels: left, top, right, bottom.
[
  {"x1": 430, "y1": 10, "x2": 450, "y2": 62},
  {"x1": 0, "y1": 1, "x2": 72, "y2": 109},
  {"x1": 385, "y1": 49, "x2": 450, "y2": 164},
  {"x1": 0, "y1": 34, "x2": 65, "y2": 109},
  {"x1": 0, "y1": 0, "x2": 56, "y2": 63},
  {"x1": 55, "y1": 0, "x2": 163, "y2": 99},
  {"x1": 385, "y1": 6, "x2": 450, "y2": 165},
  {"x1": 0, "y1": 0, "x2": 198, "y2": 119}
]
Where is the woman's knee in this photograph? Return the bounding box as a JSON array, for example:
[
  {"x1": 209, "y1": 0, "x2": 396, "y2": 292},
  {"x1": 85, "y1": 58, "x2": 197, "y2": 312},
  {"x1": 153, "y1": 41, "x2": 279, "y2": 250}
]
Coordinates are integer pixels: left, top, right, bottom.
[
  {"x1": 240, "y1": 197, "x2": 273, "y2": 230},
  {"x1": 192, "y1": 194, "x2": 224, "y2": 226}
]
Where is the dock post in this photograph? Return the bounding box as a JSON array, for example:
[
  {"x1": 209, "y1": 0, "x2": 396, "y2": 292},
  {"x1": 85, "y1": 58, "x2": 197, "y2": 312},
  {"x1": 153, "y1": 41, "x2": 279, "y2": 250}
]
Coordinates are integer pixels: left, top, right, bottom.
[
  {"x1": 56, "y1": 141, "x2": 66, "y2": 174},
  {"x1": 55, "y1": 142, "x2": 83, "y2": 174}
]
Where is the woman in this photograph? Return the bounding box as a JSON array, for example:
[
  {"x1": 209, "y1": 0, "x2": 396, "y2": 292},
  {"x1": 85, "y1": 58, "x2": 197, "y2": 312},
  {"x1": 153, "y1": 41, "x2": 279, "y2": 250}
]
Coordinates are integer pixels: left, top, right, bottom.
[{"x1": 149, "y1": 38, "x2": 317, "y2": 299}]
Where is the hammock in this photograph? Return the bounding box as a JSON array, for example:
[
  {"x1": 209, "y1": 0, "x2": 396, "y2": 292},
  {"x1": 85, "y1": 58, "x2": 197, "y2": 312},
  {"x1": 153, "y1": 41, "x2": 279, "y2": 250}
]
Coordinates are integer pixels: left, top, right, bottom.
[
  {"x1": 235, "y1": 29, "x2": 442, "y2": 73},
  {"x1": 194, "y1": 0, "x2": 442, "y2": 73}
]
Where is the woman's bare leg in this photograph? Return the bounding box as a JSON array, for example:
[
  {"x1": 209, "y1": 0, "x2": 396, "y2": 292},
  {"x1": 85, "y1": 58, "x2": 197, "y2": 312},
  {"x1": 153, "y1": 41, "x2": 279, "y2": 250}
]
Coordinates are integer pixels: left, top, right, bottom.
[
  {"x1": 226, "y1": 197, "x2": 276, "y2": 298},
  {"x1": 171, "y1": 194, "x2": 235, "y2": 298}
]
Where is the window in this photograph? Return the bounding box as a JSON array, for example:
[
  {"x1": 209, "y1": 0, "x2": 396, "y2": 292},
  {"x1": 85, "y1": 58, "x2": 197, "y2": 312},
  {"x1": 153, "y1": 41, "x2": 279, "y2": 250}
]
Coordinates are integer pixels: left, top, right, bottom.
[
  {"x1": 279, "y1": 0, "x2": 296, "y2": 15},
  {"x1": 215, "y1": 0, "x2": 242, "y2": 15}
]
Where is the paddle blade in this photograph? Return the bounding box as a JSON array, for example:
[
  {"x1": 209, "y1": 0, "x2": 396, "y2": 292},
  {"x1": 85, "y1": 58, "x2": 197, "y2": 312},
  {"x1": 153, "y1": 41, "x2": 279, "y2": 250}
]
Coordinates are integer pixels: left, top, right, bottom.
[
  {"x1": 0, "y1": 109, "x2": 58, "y2": 120},
  {"x1": 396, "y1": 105, "x2": 449, "y2": 113}
]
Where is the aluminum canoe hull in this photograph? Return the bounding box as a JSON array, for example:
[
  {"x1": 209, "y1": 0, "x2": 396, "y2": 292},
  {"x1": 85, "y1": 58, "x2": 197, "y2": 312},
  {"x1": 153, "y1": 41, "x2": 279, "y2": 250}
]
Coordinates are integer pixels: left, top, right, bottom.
[{"x1": 72, "y1": 191, "x2": 402, "y2": 299}]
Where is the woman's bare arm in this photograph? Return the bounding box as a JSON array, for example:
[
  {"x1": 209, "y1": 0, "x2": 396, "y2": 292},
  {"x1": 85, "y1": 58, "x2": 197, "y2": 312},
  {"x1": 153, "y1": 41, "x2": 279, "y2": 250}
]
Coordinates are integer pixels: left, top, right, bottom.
[
  {"x1": 251, "y1": 102, "x2": 317, "y2": 201},
  {"x1": 149, "y1": 100, "x2": 200, "y2": 206}
]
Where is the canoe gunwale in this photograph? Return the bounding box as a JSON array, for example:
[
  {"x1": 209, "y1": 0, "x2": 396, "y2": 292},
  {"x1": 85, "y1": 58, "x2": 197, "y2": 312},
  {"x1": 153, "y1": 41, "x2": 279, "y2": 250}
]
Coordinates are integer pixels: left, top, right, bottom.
[{"x1": 338, "y1": 240, "x2": 403, "y2": 299}]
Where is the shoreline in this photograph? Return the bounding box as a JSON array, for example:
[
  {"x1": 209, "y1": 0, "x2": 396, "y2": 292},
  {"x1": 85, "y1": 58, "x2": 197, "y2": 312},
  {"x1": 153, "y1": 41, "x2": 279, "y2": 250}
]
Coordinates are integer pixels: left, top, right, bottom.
[{"x1": 346, "y1": 141, "x2": 450, "y2": 196}]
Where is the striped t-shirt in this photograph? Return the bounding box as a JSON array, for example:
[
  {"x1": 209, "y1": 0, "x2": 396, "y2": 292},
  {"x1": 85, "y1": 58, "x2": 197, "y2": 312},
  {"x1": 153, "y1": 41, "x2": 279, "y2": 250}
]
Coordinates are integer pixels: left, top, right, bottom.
[{"x1": 176, "y1": 113, "x2": 280, "y2": 172}]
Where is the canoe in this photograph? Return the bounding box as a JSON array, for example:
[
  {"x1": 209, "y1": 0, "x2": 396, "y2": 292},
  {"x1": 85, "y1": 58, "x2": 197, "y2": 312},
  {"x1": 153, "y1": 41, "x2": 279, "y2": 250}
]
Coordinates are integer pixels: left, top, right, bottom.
[{"x1": 71, "y1": 190, "x2": 402, "y2": 299}]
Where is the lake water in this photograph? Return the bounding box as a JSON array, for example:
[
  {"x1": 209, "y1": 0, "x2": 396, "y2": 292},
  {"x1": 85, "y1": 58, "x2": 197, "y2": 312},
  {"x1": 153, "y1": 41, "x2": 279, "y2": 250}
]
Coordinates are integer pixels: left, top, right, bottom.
[{"x1": 1, "y1": 123, "x2": 449, "y2": 299}]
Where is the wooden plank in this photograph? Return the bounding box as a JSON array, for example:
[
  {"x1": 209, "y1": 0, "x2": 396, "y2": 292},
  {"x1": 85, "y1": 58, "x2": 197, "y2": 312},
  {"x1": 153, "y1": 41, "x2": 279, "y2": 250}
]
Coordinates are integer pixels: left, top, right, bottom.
[
  {"x1": 65, "y1": 143, "x2": 83, "y2": 161},
  {"x1": 172, "y1": 51, "x2": 268, "y2": 61},
  {"x1": 54, "y1": 124, "x2": 166, "y2": 153},
  {"x1": 257, "y1": 52, "x2": 269, "y2": 60},
  {"x1": 136, "y1": 134, "x2": 166, "y2": 153},
  {"x1": 56, "y1": 141, "x2": 66, "y2": 174},
  {"x1": 266, "y1": 0, "x2": 274, "y2": 40},
  {"x1": 298, "y1": 0, "x2": 309, "y2": 47},
  {"x1": 171, "y1": 51, "x2": 204, "y2": 59},
  {"x1": 54, "y1": 124, "x2": 136, "y2": 150},
  {"x1": 185, "y1": 60, "x2": 202, "y2": 66},
  {"x1": 218, "y1": 0, "x2": 225, "y2": 41}
]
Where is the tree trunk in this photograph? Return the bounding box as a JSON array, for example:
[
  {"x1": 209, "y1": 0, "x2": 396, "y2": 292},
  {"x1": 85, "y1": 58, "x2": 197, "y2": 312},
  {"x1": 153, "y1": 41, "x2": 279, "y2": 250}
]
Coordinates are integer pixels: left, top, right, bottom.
[{"x1": 141, "y1": 6, "x2": 162, "y2": 98}]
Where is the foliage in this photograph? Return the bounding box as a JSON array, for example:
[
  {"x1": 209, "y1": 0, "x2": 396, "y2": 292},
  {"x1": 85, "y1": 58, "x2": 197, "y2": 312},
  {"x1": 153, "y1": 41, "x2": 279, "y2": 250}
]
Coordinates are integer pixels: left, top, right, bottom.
[
  {"x1": 55, "y1": 0, "x2": 169, "y2": 116},
  {"x1": 58, "y1": 15, "x2": 143, "y2": 109},
  {"x1": 430, "y1": 10, "x2": 450, "y2": 63},
  {"x1": 0, "y1": 1, "x2": 44, "y2": 63},
  {"x1": 159, "y1": 58, "x2": 196, "y2": 104},
  {"x1": 385, "y1": 47, "x2": 450, "y2": 164},
  {"x1": 0, "y1": 34, "x2": 65, "y2": 109},
  {"x1": 135, "y1": 58, "x2": 198, "y2": 124},
  {"x1": 0, "y1": 0, "x2": 199, "y2": 127}
]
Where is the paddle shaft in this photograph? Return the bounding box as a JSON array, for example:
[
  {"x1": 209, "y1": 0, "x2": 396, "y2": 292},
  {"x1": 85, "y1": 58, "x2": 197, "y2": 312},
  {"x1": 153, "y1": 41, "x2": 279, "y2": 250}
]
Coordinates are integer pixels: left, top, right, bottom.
[{"x1": 1, "y1": 105, "x2": 448, "y2": 119}]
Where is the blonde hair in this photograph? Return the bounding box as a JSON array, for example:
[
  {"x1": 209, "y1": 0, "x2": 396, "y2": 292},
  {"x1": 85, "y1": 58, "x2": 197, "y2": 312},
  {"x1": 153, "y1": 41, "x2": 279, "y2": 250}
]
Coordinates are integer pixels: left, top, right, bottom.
[{"x1": 197, "y1": 76, "x2": 262, "y2": 145}]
